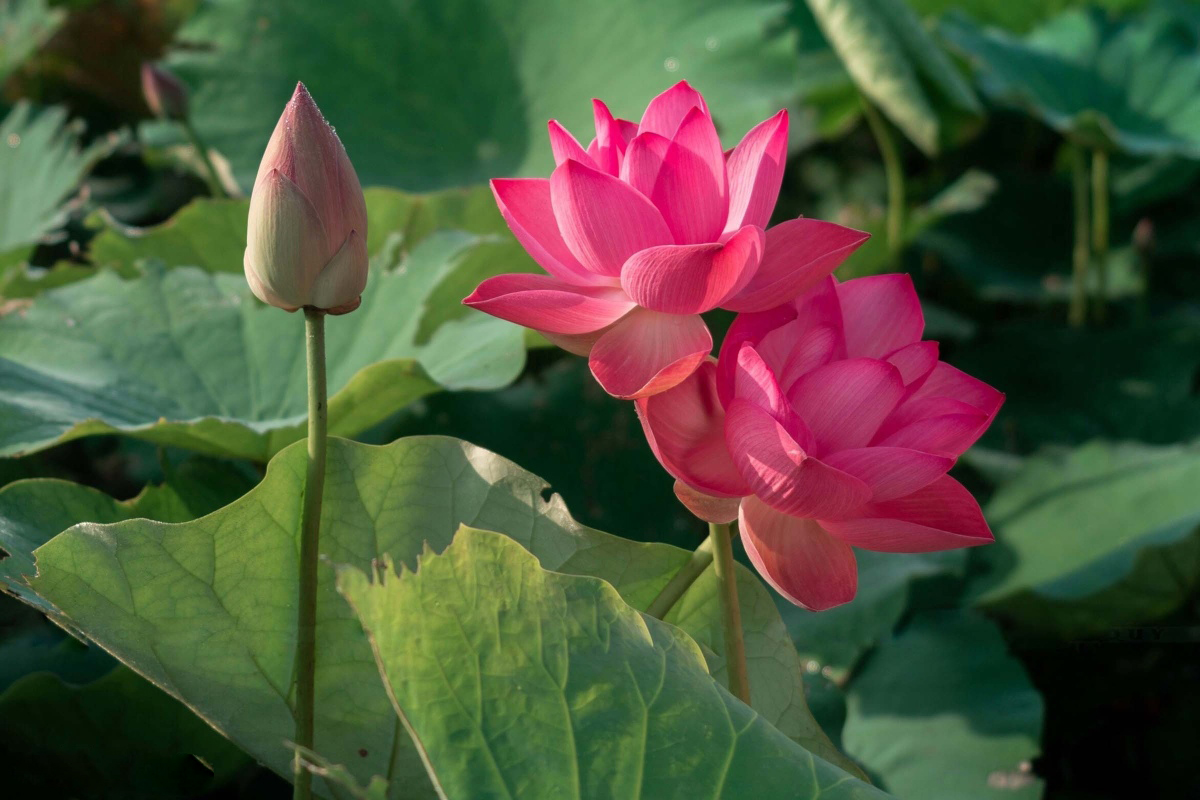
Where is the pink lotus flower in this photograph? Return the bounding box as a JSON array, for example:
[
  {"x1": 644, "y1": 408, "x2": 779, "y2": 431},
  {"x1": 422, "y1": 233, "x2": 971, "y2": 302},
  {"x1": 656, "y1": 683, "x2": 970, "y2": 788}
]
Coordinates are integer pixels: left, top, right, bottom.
[
  {"x1": 464, "y1": 81, "x2": 869, "y2": 398},
  {"x1": 636, "y1": 274, "x2": 1004, "y2": 610}
]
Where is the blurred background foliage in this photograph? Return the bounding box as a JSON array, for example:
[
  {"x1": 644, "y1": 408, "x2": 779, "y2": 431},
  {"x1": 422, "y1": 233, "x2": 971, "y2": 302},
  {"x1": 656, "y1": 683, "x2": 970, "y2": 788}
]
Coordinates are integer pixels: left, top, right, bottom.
[{"x1": 1, "y1": 0, "x2": 1199, "y2": 797}]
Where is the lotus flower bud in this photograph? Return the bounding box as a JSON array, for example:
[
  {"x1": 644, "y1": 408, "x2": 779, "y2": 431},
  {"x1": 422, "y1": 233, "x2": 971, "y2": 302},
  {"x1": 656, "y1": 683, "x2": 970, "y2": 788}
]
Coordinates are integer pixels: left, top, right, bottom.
[
  {"x1": 141, "y1": 63, "x2": 189, "y2": 121},
  {"x1": 244, "y1": 82, "x2": 368, "y2": 315}
]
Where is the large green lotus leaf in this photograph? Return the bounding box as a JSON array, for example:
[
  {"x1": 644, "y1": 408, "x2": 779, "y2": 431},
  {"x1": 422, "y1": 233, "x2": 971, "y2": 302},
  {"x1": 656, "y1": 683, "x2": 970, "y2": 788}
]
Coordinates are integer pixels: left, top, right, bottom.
[
  {"x1": 0, "y1": 0, "x2": 64, "y2": 83},
  {"x1": 20, "y1": 436, "x2": 860, "y2": 798},
  {"x1": 969, "y1": 440, "x2": 1200, "y2": 636},
  {"x1": 338, "y1": 527, "x2": 887, "y2": 799},
  {"x1": 778, "y1": 550, "x2": 965, "y2": 676},
  {"x1": 158, "y1": 0, "x2": 798, "y2": 192},
  {"x1": 842, "y1": 611, "x2": 1044, "y2": 799},
  {"x1": 0, "y1": 232, "x2": 526, "y2": 460},
  {"x1": 0, "y1": 102, "x2": 111, "y2": 259},
  {"x1": 942, "y1": 8, "x2": 1200, "y2": 156},
  {"x1": 0, "y1": 666, "x2": 251, "y2": 799},
  {"x1": 910, "y1": 0, "x2": 1147, "y2": 34},
  {"x1": 803, "y1": 0, "x2": 982, "y2": 155},
  {"x1": 88, "y1": 186, "x2": 509, "y2": 276}
]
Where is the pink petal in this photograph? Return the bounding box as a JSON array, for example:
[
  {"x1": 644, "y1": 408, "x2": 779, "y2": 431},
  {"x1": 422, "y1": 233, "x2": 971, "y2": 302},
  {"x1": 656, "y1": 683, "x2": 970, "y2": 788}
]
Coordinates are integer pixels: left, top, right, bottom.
[
  {"x1": 490, "y1": 179, "x2": 603, "y2": 285},
  {"x1": 589, "y1": 99, "x2": 625, "y2": 176},
  {"x1": 537, "y1": 328, "x2": 610, "y2": 357},
  {"x1": 464, "y1": 274, "x2": 635, "y2": 334},
  {"x1": 548, "y1": 120, "x2": 592, "y2": 167},
  {"x1": 725, "y1": 398, "x2": 871, "y2": 519},
  {"x1": 715, "y1": 304, "x2": 798, "y2": 407},
  {"x1": 650, "y1": 106, "x2": 728, "y2": 244},
  {"x1": 620, "y1": 131, "x2": 671, "y2": 199},
  {"x1": 739, "y1": 497, "x2": 858, "y2": 610},
  {"x1": 724, "y1": 109, "x2": 789, "y2": 233},
  {"x1": 616, "y1": 118, "x2": 640, "y2": 144},
  {"x1": 835, "y1": 274, "x2": 924, "y2": 358},
  {"x1": 674, "y1": 481, "x2": 742, "y2": 524},
  {"x1": 724, "y1": 218, "x2": 870, "y2": 313},
  {"x1": 620, "y1": 225, "x2": 763, "y2": 314},
  {"x1": 886, "y1": 340, "x2": 940, "y2": 390},
  {"x1": 822, "y1": 447, "x2": 953, "y2": 502},
  {"x1": 873, "y1": 398, "x2": 993, "y2": 456},
  {"x1": 788, "y1": 359, "x2": 906, "y2": 453},
  {"x1": 635, "y1": 359, "x2": 749, "y2": 497},
  {"x1": 638, "y1": 80, "x2": 708, "y2": 138},
  {"x1": 820, "y1": 476, "x2": 993, "y2": 553},
  {"x1": 588, "y1": 308, "x2": 711, "y2": 398},
  {"x1": 731, "y1": 344, "x2": 798, "y2": 427},
  {"x1": 550, "y1": 159, "x2": 672, "y2": 277},
  {"x1": 911, "y1": 362, "x2": 1005, "y2": 417}
]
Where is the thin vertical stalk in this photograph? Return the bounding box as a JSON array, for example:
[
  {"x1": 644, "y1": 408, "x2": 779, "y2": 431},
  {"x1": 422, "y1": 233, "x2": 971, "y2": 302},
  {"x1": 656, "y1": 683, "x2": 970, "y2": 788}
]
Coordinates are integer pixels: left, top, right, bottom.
[
  {"x1": 181, "y1": 119, "x2": 227, "y2": 198},
  {"x1": 862, "y1": 99, "x2": 905, "y2": 266},
  {"x1": 293, "y1": 308, "x2": 327, "y2": 800},
  {"x1": 645, "y1": 537, "x2": 715, "y2": 619},
  {"x1": 1091, "y1": 148, "x2": 1110, "y2": 323},
  {"x1": 710, "y1": 521, "x2": 750, "y2": 704},
  {"x1": 1068, "y1": 144, "x2": 1091, "y2": 328}
]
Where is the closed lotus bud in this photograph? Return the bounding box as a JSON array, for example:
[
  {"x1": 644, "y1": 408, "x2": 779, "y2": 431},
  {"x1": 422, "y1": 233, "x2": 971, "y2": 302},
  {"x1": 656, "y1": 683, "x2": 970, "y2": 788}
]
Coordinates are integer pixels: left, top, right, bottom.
[
  {"x1": 244, "y1": 82, "x2": 368, "y2": 315},
  {"x1": 1133, "y1": 217, "x2": 1155, "y2": 257},
  {"x1": 141, "y1": 63, "x2": 189, "y2": 121}
]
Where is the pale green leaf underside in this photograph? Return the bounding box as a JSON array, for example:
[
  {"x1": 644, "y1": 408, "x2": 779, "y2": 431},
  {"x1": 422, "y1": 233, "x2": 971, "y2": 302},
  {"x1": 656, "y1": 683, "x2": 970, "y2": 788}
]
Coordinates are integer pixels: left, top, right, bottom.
[
  {"x1": 969, "y1": 440, "x2": 1200, "y2": 635},
  {"x1": 339, "y1": 528, "x2": 887, "y2": 800},
  {"x1": 160, "y1": 0, "x2": 799, "y2": 191},
  {"x1": 0, "y1": 232, "x2": 525, "y2": 460},
  {"x1": 942, "y1": 8, "x2": 1200, "y2": 156},
  {"x1": 843, "y1": 611, "x2": 1044, "y2": 799},
  {"x1": 15, "y1": 436, "x2": 859, "y2": 797}
]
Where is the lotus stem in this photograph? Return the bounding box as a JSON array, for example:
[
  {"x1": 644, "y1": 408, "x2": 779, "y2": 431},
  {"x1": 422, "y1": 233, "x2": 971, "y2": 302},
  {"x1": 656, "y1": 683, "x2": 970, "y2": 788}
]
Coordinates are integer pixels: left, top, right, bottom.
[
  {"x1": 862, "y1": 99, "x2": 905, "y2": 267},
  {"x1": 181, "y1": 118, "x2": 227, "y2": 198},
  {"x1": 710, "y1": 521, "x2": 751, "y2": 704},
  {"x1": 1091, "y1": 148, "x2": 1110, "y2": 323},
  {"x1": 293, "y1": 307, "x2": 327, "y2": 800},
  {"x1": 1068, "y1": 144, "x2": 1090, "y2": 328},
  {"x1": 645, "y1": 536, "x2": 715, "y2": 619}
]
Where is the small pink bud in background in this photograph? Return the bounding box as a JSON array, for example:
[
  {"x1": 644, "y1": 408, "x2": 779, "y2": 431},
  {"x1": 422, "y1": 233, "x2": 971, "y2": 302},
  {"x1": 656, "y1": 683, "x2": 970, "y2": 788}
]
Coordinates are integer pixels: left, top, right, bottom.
[
  {"x1": 244, "y1": 82, "x2": 368, "y2": 315},
  {"x1": 1133, "y1": 217, "x2": 1155, "y2": 257},
  {"x1": 140, "y1": 63, "x2": 189, "y2": 121}
]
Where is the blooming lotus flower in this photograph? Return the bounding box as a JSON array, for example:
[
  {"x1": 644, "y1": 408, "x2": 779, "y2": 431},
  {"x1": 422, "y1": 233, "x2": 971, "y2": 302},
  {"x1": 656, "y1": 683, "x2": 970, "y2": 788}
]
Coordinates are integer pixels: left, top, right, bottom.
[
  {"x1": 141, "y1": 63, "x2": 189, "y2": 121},
  {"x1": 636, "y1": 274, "x2": 1004, "y2": 610},
  {"x1": 244, "y1": 82, "x2": 368, "y2": 315},
  {"x1": 464, "y1": 81, "x2": 869, "y2": 398}
]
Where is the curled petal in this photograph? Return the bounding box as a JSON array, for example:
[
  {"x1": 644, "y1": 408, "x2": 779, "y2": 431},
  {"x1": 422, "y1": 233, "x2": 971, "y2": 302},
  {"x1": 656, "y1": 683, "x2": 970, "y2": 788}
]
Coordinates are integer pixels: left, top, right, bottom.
[
  {"x1": 635, "y1": 360, "x2": 748, "y2": 496},
  {"x1": 588, "y1": 308, "x2": 711, "y2": 398},
  {"x1": 724, "y1": 218, "x2": 870, "y2": 312},
  {"x1": 820, "y1": 476, "x2": 993, "y2": 553},
  {"x1": 650, "y1": 106, "x2": 728, "y2": 244},
  {"x1": 715, "y1": 304, "x2": 797, "y2": 407},
  {"x1": 464, "y1": 274, "x2": 635, "y2": 334},
  {"x1": 548, "y1": 120, "x2": 592, "y2": 167},
  {"x1": 620, "y1": 225, "x2": 763, "y2": 314},
  {"x1": 885, "y1": 340, "x2": 939, "y2": 391},
  {"x1": 725, "y1": 399, "x2": 870, "y2": 519},
  {"x1": 732, "y1": 345, "x2": 797, "y2": 427},
  {"x1": 835, "y1": 274, "x2": 924, "y2": 358},
  {"x1": 822, "y1": 446, "x2": 953, "y2": 503},
  {"x1": 674, "y1": 481, "x2": 742, "y2": 524},
  {"x1": 788, "y1": 358, "x2": 906, "y2": 453},
  {"x1": 490, "y1": 179, "x2": 600, "y2": 285},
  {"x1": 551, "y1": 158, "x2": 672, "y2": 277},
  {"x1": 739, "y1": 497, "x2": 858, "y2": 610},
  {"x1": 588, "y1": 99, "x2": 624, "y2": 175},
  {"x1": 638, "y1": 80, "x2": 708, "y2": 138},
  {"x1": 724, "y1": 109, "x2": 789, "y2": 233}
]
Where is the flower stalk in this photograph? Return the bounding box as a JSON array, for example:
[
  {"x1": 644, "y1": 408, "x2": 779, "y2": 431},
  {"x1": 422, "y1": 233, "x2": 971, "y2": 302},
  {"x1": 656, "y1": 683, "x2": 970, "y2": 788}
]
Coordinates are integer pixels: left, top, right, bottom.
[
  {"x1": 1091, "y1": 148, "x2": 1110, "y2": 323},
  {"x1": 293, "y1": 307, "x2": 327, "y2": 800},
  {"x1": 862, "y1": 98, "x2": 905, "y2": 267},
  {"x1": 645, "y1": 536, "x2": 715, "y2": 619},
  {"x1": 181, "y1": 118, "x2": 227, "y2": 199},
  {"x1": 710, "y1": 521, "x2": 751, "y2": 704},
  {"x1": 1068, "y1": 144, "x2": 1091, "y2": 328}
]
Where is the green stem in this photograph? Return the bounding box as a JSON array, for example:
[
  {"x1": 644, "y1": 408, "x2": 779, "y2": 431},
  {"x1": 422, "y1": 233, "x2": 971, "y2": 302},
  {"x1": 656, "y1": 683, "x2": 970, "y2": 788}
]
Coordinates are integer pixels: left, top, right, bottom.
[
  {"x1": 181, "y1": 119, "x2": 227, "y2": 198},
  {"x1": 862, "y1": 99, "x2": 905, "y2": 266},
  {"x1": 293, "y1": 308, "x2": 327, "y2": 800},
  {"x1": 1068, "y1": 144, "x2": 1091, "y2": 329},
  {"x1": 710, "y1": 521, "x2": 750, "y2": 704},
  {"x1": 1091, "y1": 148, "x2": 1110, "y2": 323},
  {"x1": 645, "y1": 537, "x2": 715, "y2": 619}
]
